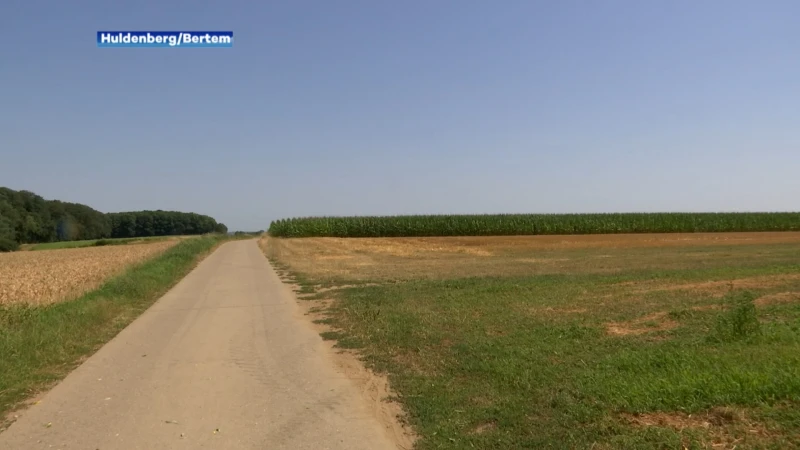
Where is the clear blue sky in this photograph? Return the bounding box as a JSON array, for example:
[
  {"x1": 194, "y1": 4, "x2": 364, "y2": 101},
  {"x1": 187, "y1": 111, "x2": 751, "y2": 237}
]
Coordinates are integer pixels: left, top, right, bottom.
[{"x1": 2, "y1": 1, "x2": 798, "y2": 231}]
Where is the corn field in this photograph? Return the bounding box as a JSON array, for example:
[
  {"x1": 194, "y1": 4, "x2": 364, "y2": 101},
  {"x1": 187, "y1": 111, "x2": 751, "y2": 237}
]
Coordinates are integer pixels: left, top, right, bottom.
[{"x1": 268, "y1": 213, "x2": 800, "y2": 238}]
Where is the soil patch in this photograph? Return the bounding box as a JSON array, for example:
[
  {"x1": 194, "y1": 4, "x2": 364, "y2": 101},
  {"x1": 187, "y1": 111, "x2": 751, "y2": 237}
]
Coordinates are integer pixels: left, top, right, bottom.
[
  {"x1": 618, "y1": 273, "x2": 800, "y2": 297},
  {"x1": 755, "y1": 291, "x2": 800, "y2": 307}
]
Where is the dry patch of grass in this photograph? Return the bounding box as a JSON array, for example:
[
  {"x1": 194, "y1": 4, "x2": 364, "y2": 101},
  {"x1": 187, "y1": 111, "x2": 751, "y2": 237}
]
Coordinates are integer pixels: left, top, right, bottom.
[
  {"x1": 623, "y1": 407, "x2": 776, "y2": 449},
  {"x1": 618, "y1": 273, "x2": 800, "y2": 297},
  {"x1": 391, "y1": 350, "x2": 442, "y2": 378},
  {"x1": 527, "y1": 306, "x2": 589, "y2": 316},
  {"x1": 755, "y1": 291, "x2": 800, "y2": 307},
  {"x1": 606, "y1": 312, "x2": 680, "y2": 336},
  {"x1": 692, "y1": 305, "x2": 723, "y2": 312},
  {"x1": 318, "y1": 237, "x2": 493, "y2": 257},
  {"x1": 262, "y1": 233, "x2": 800, "y2": 283},
  {"x1": 469, "y1": 420, "x2": 498, "y2": 435},
  {"x1": 0, "y1": 241, "x2": 178, "y2": 305}
]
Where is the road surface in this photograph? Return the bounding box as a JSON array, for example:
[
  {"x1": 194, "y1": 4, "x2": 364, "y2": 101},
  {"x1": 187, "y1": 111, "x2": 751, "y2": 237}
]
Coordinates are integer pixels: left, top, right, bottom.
[{"x1": 0, "y1": 240, "x2": 400, "y2": 450}]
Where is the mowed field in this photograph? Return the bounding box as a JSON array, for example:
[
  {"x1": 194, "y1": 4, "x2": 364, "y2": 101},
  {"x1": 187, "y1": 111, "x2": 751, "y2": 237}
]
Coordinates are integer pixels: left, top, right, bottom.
[
  {"x1": 0, "y1": 240, "x2": 179, "y2": 305},
  {"x1": 262, "y1": 232, "x2": 800, "y2": 449}
]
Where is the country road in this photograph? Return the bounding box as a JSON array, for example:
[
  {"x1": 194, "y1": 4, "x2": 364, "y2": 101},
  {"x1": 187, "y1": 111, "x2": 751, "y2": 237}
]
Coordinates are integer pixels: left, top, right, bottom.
[{"x1": 0, "y1": 240, "x2": 400, "y2": 450}]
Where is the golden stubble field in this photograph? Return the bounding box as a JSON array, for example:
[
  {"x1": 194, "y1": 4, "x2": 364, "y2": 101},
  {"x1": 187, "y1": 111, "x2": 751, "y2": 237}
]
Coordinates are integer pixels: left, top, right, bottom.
[{"x1": 0, "y1": 241, "x2": 178, "y2": 305}]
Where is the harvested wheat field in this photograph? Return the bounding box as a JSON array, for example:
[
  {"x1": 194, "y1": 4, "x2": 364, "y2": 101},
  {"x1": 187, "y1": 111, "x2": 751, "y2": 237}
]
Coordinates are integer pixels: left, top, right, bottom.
[{"x1": 0, "y1": 241, "x2": 178, "y2": 305}]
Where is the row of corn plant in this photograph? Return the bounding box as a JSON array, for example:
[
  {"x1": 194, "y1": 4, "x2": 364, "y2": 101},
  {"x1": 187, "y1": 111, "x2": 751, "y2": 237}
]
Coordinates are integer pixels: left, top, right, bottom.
[{"x1": 267, "y1": 213, "x2": 800, "y2": 238}]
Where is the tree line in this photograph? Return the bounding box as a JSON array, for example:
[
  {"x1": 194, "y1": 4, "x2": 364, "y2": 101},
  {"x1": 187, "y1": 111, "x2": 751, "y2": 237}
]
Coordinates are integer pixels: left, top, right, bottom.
[{"x1": 0, "y1": 187, "x2": 227, "y2": 251}]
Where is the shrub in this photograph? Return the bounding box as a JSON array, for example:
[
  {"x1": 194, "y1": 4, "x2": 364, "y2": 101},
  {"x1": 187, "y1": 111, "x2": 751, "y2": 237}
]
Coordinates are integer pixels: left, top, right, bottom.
[{"x1": 0, "y1": 237, "x2": 19, "y2": 252}]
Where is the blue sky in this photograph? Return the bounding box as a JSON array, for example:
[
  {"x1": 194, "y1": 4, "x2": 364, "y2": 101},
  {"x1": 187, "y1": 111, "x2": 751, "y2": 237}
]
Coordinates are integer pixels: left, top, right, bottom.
[{"x1": 2, "y1": 1, "x2": 798, "y2": 231}]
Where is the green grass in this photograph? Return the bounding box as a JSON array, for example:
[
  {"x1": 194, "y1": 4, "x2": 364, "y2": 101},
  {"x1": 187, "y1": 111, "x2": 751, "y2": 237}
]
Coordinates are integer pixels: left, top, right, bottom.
[
  {"x1": 0, "y1": 235, "x2": 228, "y2": 423},
  {"x1": 268, "y1": 212, "x2": 800, "y2": 237},
  {"x1": 21, "y1": 236, "x2": 173, "y2": 251},
  {"x1": 280, "y1": 256, "x2": 800, "y2": 448}
]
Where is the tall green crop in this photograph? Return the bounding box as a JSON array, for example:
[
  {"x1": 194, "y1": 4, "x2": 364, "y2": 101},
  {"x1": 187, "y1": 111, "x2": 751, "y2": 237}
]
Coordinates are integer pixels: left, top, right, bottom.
[{"x1": 267, "y1": 213, "x2": 800, "y2": 238}]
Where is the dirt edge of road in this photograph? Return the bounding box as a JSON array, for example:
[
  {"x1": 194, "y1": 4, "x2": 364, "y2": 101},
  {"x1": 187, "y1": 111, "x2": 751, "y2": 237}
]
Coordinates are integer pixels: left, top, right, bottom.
[{"x1": 275, "y1": 279, "x2": 418, "y2": 450}]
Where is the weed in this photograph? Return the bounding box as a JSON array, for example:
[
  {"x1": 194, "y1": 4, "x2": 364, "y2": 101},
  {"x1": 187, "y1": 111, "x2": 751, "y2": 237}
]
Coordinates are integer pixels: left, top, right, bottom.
[{"x1": 708, "y1": 291, "x2": 762, "y2": 343}]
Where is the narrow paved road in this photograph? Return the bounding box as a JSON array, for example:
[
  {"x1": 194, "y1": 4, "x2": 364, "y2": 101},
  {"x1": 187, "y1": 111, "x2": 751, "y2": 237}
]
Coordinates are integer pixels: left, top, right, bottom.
[{"x1": 0, "y1": 240, "x2": 399, "y2": 450}]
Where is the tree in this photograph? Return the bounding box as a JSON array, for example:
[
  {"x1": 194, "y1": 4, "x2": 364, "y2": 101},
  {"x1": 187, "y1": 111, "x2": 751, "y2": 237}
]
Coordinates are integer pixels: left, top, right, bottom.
[
  {"x1": 0, "y1": 213, "x2": 17, "y2": 251},
  {"x1": 0, "y1": 187, "x2": 227, "y2": 246},
  {"x1": 109, "y1": 210, "x2": 225, "y2": 238},
  {"x1": 109, "y1": 213, "x2": 137, "y2": 238}
]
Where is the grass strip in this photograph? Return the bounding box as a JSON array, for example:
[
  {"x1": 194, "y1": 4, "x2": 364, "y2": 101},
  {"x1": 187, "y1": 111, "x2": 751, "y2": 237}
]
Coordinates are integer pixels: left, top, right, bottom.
[{"x1": 23, "y1": 236, "x2": 174, "y2": 251}]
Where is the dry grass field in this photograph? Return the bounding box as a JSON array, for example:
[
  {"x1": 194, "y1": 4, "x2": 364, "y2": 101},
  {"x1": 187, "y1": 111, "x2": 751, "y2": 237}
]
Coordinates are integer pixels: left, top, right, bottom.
[
  {"x1": 263, "y1": 232, "x2": 800, "y2": 449},
  {"x1": 0, "y1": 240, "x2": 178, "y2": 305},
  {"x1": 262, "y1": 232, "x2": 800, "y2": 282}
]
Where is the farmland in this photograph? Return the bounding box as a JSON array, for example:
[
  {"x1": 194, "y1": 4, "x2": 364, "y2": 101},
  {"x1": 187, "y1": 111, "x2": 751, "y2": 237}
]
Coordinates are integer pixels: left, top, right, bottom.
[
  {"x1": 262, "y1": 231, "x2": 800, "y2": 449},
  {"x1": 0, "y1": 240, "x2": 178, "y2": 305},
  {"x1": 268, "y1": 213, "x2": 800, "y2": 238}
]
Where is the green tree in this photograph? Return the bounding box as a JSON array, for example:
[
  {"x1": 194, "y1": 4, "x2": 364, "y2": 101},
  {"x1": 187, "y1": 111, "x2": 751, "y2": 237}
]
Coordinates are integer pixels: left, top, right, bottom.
[
  {"x1": 1, "y1": 186, "x2": 227, "y2": 245},
  {"x1": 0, "y1": 213, "x2": 18, "y2": 251}
]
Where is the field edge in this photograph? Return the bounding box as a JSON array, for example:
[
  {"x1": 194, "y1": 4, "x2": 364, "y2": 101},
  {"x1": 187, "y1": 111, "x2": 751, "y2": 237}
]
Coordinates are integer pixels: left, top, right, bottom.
[{"x1": 257, "y1": 236, "x2": 420, "y2": 449}]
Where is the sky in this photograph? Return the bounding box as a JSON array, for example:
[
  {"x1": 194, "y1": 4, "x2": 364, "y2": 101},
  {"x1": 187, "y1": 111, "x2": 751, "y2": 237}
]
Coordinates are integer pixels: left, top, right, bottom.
[{"x1": 1, "y1": 1, "x2": 798, "y2": 231}]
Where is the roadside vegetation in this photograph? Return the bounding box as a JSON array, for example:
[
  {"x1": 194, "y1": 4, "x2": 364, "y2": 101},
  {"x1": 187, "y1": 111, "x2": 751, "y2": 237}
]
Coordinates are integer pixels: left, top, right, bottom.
[
  {"x1": 231, "y1": 230, "x2": 265, "y2": 237},
  {"x1": 0, "y1": 235, "x2": 229, "y2": 424},
  {"x1": 268, "y1": 213, "x2": 800, "y2": 238},
  {"x1": 20, "y1": 235, "x2": 176, "y2": 251},
  {"x1": 263, "y1": 232, "x2": 800, "y2": 449}
]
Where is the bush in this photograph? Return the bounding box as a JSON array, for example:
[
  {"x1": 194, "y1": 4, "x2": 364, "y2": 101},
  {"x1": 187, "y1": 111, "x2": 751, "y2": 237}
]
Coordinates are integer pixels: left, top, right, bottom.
[{"x1": 0, "y1": 237, "x2": 19, "y2": 252}]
